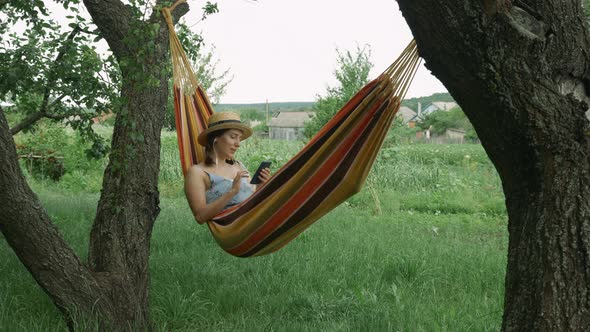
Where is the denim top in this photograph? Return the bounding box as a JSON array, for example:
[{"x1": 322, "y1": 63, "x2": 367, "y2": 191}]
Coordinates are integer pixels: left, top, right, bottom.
[{"x1": 202, "y1": 162, "x2": 253, "y2": 210}]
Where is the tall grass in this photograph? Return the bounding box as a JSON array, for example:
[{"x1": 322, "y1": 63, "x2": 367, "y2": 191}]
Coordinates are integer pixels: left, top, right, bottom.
[{"x1": 0, "y1": 137, "x2": 508, "y2": 331}]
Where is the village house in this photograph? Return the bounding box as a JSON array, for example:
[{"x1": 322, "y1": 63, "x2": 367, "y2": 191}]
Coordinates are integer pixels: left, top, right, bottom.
[
  {"x1": 421, "y1": 101, "x2": 458, "y2": 116},
  {"x1": 268, "y1": 111, "x2": 313, "y2": 140},
  {"x1": 396, "y1": 106, "x2": 417, "y2": 126}
]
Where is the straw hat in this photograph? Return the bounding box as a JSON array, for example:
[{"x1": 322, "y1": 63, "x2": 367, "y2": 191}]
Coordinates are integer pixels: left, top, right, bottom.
[{"x1": 197, "y1": 112, "x2": 253, "y2": 146}]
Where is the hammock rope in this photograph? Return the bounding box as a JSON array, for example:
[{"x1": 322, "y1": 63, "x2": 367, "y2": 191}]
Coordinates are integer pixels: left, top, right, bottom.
[{"x1": 162, "y1": 3, "x2": 420, "y2": 257}]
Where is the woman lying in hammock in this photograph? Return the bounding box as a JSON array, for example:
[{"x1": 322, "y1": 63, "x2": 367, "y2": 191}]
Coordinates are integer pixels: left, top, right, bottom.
[{"x1": 184, "y1": 112, "x2": 272, "y2": 224}]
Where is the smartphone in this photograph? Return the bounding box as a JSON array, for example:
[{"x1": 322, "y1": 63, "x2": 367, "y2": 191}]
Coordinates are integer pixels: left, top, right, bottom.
[{"x1": 250, "y1": 160, "x2": 272, "y2": 184}]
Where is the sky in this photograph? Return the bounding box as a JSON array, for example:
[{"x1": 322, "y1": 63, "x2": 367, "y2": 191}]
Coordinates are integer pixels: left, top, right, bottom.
[
  {"x1": 180, "y1": 0, "x2": 447, "y2": 103},
  {"x1": 33, "y1": 0, "x2": 448, "y2": 104}
]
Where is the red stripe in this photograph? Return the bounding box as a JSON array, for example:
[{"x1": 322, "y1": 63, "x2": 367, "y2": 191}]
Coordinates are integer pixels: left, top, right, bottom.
[
  {"x1": 243, "y1": 95, "x2": 394, "y2": 256},
  {"x1": 226, "y1": 88, "x2": 386, "y2": 255},
  {"x1": 214, "y1": 79, "x2": 380, "y2": 220}
]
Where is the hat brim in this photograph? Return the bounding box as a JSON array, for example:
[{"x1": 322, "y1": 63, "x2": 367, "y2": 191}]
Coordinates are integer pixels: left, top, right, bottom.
[{"x1": 197, "y1": 123, "x2": 253, "y2": 146}]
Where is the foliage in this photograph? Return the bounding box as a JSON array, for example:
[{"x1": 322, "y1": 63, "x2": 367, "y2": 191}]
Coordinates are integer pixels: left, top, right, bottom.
[
  {"x1": 383, "y1": 116, "x2": 420, "y2": 146},
  {"x1": 1, "y1": 0, "x2": 119, "y2": 156},
  {"x1": 401, "y1": 92, "x2": 454, "y2": 113},
  {"x1": 304, "y1": 45, "x2": 373, "y2": 139},
  {"x1": 418, "y1": 107, "x2": 477, "y2": 139},
  {"x1": 252, "y1": 122, "x2": 268, "y2": 133},
  {"x1": 237, "y1": 108, "x2": 267, "y2": 130},
  {"x1": 16, "y1": 127, "x2": 68, "y2": 181},
  {"x1": 2, "y1": 0, "x2": 230, "y2": 148},
  {"x1": 14, "y1": 121, "x2": 107, "y2": 186}
]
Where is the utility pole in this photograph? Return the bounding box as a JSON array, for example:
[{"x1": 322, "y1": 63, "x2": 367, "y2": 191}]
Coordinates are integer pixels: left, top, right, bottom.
[
  {"x1": 266, "y1": 99, "x2": 270, "y2": 139},
  {"x1": 265, "y1": 99, "x2": 269, "y2": 124}
]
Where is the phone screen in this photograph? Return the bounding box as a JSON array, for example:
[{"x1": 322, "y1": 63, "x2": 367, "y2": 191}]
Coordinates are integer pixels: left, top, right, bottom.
[{"x1": 250, "y1": 161, "x2": 272, "y2": 184}]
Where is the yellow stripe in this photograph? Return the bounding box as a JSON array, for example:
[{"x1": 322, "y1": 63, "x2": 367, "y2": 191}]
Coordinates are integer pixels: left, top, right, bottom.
[
  {"x1": 165, "y1": 0, "x2": 421, "y2": 256},
  {"x1": 210, "y1": 78, "x2": 393, "y2": 251}
]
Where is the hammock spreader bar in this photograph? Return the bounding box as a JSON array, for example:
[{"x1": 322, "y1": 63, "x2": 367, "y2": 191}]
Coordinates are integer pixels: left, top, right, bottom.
[{"x1": 163, "y1": 4, "x2": 420, "y2": 257}]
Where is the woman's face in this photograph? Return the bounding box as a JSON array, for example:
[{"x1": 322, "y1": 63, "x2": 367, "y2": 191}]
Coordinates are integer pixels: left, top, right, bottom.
[{"x1": 214, "y1": 129, "x2": 243, "y2": 159}]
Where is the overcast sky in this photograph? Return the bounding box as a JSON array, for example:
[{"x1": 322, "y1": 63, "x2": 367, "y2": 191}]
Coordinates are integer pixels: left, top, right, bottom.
[
  {"x1": 181, "y1": 0, "x2": 447, "y2": 103},
  {"x1": 35, "y1": 0, "x2": 447, "y2": 104}
]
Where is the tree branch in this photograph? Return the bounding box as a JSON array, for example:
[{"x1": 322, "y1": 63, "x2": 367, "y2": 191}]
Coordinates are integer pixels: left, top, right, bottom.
[
  {"x1": 82, "y1": 0, "x2": 133, "y2": 58},
  {"x1": 78, "y1": 27, "x2": 100, "y2": 35},
  {"x1": 154, "y1": 0, "x2": 189, "y2": 24},
  {"x1": 10, "y1": 92, "x2": 85, "y2": 135},
  {"x1": 40, "y1": 26, "x2": 81, "y2": 115},
  {"x1": 171, "y1": 2, "x2": 189, "y2": 24},
  {"x1": 9, "y1": 27, "x2": 84, "y2": 136},
  {"x1": 48, "y1": 93, "x2": 67, "y2": 108},
  {"x1": 9, "y1": 111, "x2": 46, "y2": 135}
]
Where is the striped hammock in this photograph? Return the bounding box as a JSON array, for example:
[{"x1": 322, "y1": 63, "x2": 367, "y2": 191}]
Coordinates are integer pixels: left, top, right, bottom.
[{"x1": 162, "y1": 5, "x2": 420, "y2": 257}]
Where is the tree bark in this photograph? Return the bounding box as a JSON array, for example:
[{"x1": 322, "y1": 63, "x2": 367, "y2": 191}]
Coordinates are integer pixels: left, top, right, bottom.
[
  {"x1": 1, "y1": 0, "x2": 188, "y2": 329},
  {"x1": 396, "y1": 0, "x2": 590, "y2": 330},
  {"x1": 1, "y1": 108, "x2": 117, "y2": 329},
  {"x1": 82, "y1": 0, "x2": 188, "y2": 328}
]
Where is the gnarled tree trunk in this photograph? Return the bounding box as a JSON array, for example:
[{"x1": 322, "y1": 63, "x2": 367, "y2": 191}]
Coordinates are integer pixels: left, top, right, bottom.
[
  {"x1": 0, "y1": 0, "x2": 188, "y2": 329},
  {"x1": 397, "y1": 0, "x2": 590, "y2": 330}
]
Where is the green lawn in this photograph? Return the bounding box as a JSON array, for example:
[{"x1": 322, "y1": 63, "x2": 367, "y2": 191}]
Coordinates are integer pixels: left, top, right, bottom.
[{"x1": 0, "y1": 138, "x2": 507, "y2": 331}]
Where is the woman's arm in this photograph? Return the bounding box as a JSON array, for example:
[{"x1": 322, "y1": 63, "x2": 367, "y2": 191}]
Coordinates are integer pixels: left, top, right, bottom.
[{"x1": 184, "y1": 166, "x2": 246, "y2": 224}]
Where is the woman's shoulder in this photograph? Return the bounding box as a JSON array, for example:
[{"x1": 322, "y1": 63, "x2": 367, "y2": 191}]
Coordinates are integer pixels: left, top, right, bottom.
[
  {"x1": 186, "y1": 164, "x2": 208, "y2": 178},
  {"x1": 185, "y1": 164, "x2": 212, "y2": 190}
]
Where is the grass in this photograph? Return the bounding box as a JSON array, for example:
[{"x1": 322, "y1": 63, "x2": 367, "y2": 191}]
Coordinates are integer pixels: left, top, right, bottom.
[
  {"x1": 0, "y1": 138, "x2": 508, "y2": 331},
  {"x1": 149, "y1": 199, "x2": 505, "y2": 331}
]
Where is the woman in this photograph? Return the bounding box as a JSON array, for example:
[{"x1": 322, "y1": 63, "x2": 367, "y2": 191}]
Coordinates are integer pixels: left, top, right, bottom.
[{"x1": 184, "y1": 112, "x2": 271, "y2": 224}]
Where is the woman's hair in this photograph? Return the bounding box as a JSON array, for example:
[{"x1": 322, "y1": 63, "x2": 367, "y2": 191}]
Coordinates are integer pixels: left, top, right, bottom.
[{"x1": 205, "y1": 129, "x2": 229, "y2": 165}]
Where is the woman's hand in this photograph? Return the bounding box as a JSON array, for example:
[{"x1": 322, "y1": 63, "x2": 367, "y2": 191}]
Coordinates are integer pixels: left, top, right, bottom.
[
  {"x1": 258, "y1": 168, "x2": 272, "y2": 184},
  {"x1": 232, "y1": 170, "x2": 249, "y2": 194}
]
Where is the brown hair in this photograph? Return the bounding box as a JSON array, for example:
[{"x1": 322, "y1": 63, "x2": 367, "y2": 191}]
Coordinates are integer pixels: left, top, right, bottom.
[{"x1": 204, "y1": 129, "x2": 229, "y2": 165}]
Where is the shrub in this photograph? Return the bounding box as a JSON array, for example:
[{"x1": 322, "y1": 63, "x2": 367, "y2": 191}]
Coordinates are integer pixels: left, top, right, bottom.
[
  {"x1": 15, "y1": 122, "x2": 107, "y2": 184},
  {"x1": 16, "y1": 125, "x2": 70, "y2": 181}
]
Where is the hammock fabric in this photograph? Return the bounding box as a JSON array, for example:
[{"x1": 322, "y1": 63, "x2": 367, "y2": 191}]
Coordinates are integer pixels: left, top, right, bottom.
[{"x1": 162, "y1": 4, "x2": 420, "y2": 257}]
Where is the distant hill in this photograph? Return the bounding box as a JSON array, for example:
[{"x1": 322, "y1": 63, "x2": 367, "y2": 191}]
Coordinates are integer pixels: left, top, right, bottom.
[
  {"x1": 214, "y1": 102, "x2": 315, "y2": 113},
  {"x1": 213, "y1": 92, "x2": 454, "y2": 114},
  {"x1": 401, "y1": 92, "x2": 455, "y2": 111}
]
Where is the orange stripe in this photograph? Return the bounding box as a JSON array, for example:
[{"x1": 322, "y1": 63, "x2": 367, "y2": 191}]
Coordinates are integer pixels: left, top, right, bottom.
[
  {"x1": 173, "y1": 87, "x2": 188, "y2": 175},
  {"x1": 250, "y1": 95, "x2": 395, "y2": 256},
  {"x1": 214, "y1": 79, "x2": 382, "y2": 221},
  {"x1": 226, "y1": 91, "x2": 384, "y2": 255},
  {"x1": 209, "y1": 79, "x2": 388, "y2": 245}
]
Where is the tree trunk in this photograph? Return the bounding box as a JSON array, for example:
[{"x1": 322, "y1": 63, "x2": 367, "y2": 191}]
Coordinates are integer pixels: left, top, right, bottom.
[
  {"x1": 0, "y1": 107, "x2": 119, "y2": 329},
  {"x1": 396, "y1": 0, "x2": 590, "y2": 330},
  {"x1": 0, "y1": 0, "x2": 188, "y2": 329}
]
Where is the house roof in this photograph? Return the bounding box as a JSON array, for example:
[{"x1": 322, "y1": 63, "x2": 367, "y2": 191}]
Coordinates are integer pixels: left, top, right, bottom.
[
  {"x1": 396, "y1": 106, "x2": 416, "y2": 122},
  {"x1": 268, "y1": 111, "x2": 313, "y2": 128}
]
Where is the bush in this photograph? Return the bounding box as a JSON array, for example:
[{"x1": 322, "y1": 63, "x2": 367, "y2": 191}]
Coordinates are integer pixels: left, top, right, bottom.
[
  {"x1": 383, "y1": 117, "x2": 420, "y2": 147},
  {"x1": 18, "y1": 153, "x2": 66, "y2": 181},
  {"x1": 419, "y1": 107, "x2": 476, "y2": 138},
  {"x1": 16, "y1": 125, "x2": 70, "y2": 181},
  {"x1": 15, "y1": 122, "x2": 107, "y2": 185}
]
